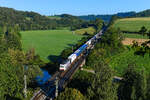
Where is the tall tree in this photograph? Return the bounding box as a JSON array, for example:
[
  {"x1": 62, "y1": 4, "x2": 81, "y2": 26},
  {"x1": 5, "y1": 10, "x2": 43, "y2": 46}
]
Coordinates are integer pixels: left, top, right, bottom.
[
  {"x1": 139, "y1": 26, "x2": 147, "y2": 36},
  {"x1": 119, "y1": 64, "x2": 147, "y2": 100},
  {"x1": 56, "y1": 88, "x2": 86, "y2": 100},
  {"x1": 146, "y1": 74, "x2": 150, "y2": 100},
  {"x1": 87, "y1": 61, "x2": 118, "y2": 100},
  {"x1": 95, "y1": 18, "x2": 104, "y2": 32},
  {"x1": 147, "y1": 30, "x2": 150, "y2": 39}
]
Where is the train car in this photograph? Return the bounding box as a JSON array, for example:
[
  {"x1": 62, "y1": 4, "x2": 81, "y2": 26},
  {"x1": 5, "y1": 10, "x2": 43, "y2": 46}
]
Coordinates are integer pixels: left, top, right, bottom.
[
  {"x1": 60, "y1": 60, "x2": 71, "y2": 71},
  {"x1": 59, "y1": 30, "x2": 103, "y2": 71},
  {"x1": 68, "y1": 54, "x2": 77, "y2": 63},
  {"x1": 85, "y1": 39, "x2": 92, "y2": 46},
  {"x1": 74, "y1": 44, "x2": 88, "y2": 57},
  {"x1": 59, "y1": 44, "x2": 88, "y2": 71}
]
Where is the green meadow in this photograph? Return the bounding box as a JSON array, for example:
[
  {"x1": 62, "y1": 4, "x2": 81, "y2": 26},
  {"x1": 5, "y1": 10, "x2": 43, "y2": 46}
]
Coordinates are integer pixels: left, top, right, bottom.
[
  {"x1": 21, "y1": 30, "x2": 83, "y2": 62},
  {"x1": 113, "y1": 17, "x2": 150, "y2": 32}
]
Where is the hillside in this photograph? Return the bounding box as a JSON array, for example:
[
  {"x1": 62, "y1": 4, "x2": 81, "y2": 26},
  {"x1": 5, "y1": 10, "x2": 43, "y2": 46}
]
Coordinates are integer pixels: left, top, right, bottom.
[
  {"x1": 78, "y1": 11, "x2": 136, "y2": 22},
  {"x1": 78, "y1": 9, "x2": 150, "y2": 22},
  {"x1": 0, "y1": 7, "x2": 85, "y2": 30},
  {"x1": 133, "y1": 9, "x2": 150, "y2": 17},
  {"x1": 112, "y1": 17, "x2": 150, "y2": 32}
]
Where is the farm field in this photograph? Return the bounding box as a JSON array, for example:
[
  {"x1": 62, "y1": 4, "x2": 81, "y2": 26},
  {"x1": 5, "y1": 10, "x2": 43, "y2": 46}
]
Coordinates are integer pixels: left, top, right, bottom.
[
  {"x1": 123, "y1": 33, "x2": 149, "y2": 39},
  {"x1": 75, "y1": 27, "x2": 96, "y2": 35},
  {"x1": 21, "y1": 30, "x2": 83, "y2": 62},
  {"x1": 109, "y1": 48, "x2": 150, "y2": 76},
  {"x1": 122, "y1": 38, "x2": 149, "y2": 45},
  {"x1": 122, "y1": 33, "x2": 149, "y2": 45},
  {"x1": 113, "y1": 17, "x2": 150, "y2": 32}
]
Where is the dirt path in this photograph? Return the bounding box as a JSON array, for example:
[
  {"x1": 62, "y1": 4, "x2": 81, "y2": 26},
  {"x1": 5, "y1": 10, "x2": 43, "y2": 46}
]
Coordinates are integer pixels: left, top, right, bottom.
[{"x1": 122, "y1": 38, "x2": 149, "y2": 45}]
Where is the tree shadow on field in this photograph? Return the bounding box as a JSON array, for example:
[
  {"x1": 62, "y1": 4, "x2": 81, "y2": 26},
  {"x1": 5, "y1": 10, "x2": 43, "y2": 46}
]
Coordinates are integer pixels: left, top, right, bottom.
[
  {"x1": 67, "y1": 44, "x2": 75, "y2": 47},
  {"x1": 47, "y1": 55, "x2": 62, "y2": 64}
]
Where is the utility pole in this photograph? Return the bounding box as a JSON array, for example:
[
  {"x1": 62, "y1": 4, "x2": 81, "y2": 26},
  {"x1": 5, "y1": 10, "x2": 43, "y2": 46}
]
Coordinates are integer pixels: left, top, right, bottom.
[
  {"x1": 72, "y1": 46, "x2": 74, "y2": 52},
  {"x1": 23, "y1": 65, "x2": 28, "y2": 98},
  {"x1": 55, "y1": 76, "x2": 58, "y2": 98}
]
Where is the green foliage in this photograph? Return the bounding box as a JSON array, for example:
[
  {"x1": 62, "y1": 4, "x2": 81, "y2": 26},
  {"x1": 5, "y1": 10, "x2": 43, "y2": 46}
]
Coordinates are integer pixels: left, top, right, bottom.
[
  {"x1": 135, "y1": 9, "x2": 150, "y2": 17},
  {"x1": 146, "y1": 74, "x2": 150, "y2": 99},
  {"x1": 119, "y1": 64, "x2": 147, "y2": 100},
  {"x1": 0, "y1": 26, "x2": 42, "y2": 99},
  {"x1": 108, "y1": 15, "x2": 121, "y2": 27},
  {"x1": 87, "y1": 27, "x2": 124, "y2": 67},
  {"x1": 0, "y1": 7, "x2": 87, "y2": 31},
  {"x1": 110, "y1": 47, "x2": 150, "y2": 76},
  {"x1": 132, "y1": 40, "x2": 150, "y2": 57},
  {"x1": 139, "y1": 26, "x2": 147, "y2": 36},
  {"x1": 61, "y1": 48, "x2": 73, "y2": 59},
  {"x1": 56, "y1": 88, "x2": 86, "y2": 100},
  {"x1": 68, "y1": 70, "x2": 94, "y2": 95},
  {"x1": 95, "y1": 18, "x2": 104, "y2": 32},
  {"x1": 147, "y1": 30, "x2": 150, "y2": 39},
  {"x1": 87, "y1": 61, "x2": 118, "y2": 100}
]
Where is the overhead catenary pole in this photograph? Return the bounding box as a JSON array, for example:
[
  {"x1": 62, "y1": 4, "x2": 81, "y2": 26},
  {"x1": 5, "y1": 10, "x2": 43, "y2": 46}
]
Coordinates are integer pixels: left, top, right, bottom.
[
  {"x1": 23, "y1": 65, "x2": 28, "y2": 98},
  {"x1": 55, "y1": 76, "x2": 58, "y2": 98}
]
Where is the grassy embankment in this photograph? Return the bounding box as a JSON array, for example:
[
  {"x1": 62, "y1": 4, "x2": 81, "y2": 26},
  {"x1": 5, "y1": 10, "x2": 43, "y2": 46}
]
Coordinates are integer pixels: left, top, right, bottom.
[{"x1": 21, "y1": 30, "x2": 83, "y2": 62}]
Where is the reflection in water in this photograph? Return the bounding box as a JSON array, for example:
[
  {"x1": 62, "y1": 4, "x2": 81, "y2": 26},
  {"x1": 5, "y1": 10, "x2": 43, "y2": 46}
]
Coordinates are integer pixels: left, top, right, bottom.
[{"x1": 36, "y1": 69, "x2": 51, "y2": 85}]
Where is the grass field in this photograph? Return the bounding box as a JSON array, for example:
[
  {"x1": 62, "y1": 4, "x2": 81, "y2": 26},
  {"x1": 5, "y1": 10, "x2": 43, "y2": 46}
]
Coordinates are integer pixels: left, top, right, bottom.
[
  {"x1": 47, "y1": 16, "x2": 61, "y2": 20},
  {"x1": 123, "y1": 33, "x2": 149, "y2": 39},
  {"x1": 21, "y1": 30, "x2": 83, "y2": 62},
  {"x1": 113, "y1": 17, "x2": 150, "y2": 32},
  {"x1": 75, "y1": 27, "x2": 96, "y2": 35},
  {"x1": 109, "y1": 48, "x2": 150, "y2": 76}
]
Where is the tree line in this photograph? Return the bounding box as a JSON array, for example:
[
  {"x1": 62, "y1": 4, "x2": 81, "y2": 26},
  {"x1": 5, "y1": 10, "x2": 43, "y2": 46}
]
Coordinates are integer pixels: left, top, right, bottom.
[{"x1": 0, "y1": 7, "x2": 95, "y2": 31}]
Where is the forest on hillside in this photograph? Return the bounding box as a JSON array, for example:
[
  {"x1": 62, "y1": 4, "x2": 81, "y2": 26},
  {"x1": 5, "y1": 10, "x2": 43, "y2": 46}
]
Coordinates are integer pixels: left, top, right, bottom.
[
  {"x1": 0, "y1": 7, "x2": 93, "y2": 31},
  {"x1": 78, "y1": 9, "x2": 150, "y2": 22}
]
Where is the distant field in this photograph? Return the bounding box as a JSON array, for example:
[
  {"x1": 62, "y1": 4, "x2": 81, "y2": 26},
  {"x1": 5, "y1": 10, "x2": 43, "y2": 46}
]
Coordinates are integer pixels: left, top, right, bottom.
[
  {"x1": 122, "y1": 38, "x2": 149, "y2": 45},
  {"x1": 21, "y1": 30, "x2": 83, "y2": 62},
  {"x1": 113, "y1": 17, "x2": 150, "y2": 32},
  {"x1": 123, "y1": 33, "x2": 148, "y2": 39},
  {"x1": 109, "y1": 48, "x2": 150, "y2": 76},
  {"x1": 75, "y1": 27, "x2": 96, "y2": 35},
  {"x1": 47, "y1": 16, "x2": 61, "y2": 20}
]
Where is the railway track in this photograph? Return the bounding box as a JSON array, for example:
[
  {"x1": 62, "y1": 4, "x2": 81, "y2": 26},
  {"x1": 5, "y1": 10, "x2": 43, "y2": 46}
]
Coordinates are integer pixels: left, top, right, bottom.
[{"x1": 31, "y1": 55, "x2": 86, "y2": 100}]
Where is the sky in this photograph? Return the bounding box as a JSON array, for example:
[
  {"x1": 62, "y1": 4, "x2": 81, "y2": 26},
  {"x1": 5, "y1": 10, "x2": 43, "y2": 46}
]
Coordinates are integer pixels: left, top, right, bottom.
[{"x1": 0, "y1": 0, "x2": 150, "y2": 16}]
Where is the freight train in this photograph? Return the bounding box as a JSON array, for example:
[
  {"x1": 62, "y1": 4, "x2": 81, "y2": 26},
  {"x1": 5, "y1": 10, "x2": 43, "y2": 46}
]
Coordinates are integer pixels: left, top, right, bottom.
[{"x1": 60, "y1": 31, "x2": 103, "y2": 71}]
